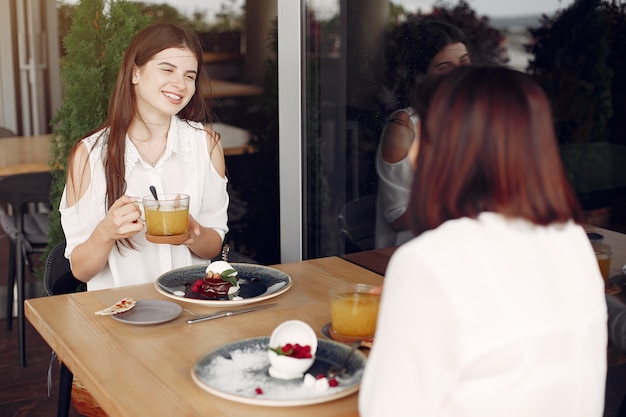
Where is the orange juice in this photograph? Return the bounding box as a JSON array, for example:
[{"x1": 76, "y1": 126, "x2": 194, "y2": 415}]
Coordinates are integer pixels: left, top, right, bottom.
[
  {"x1": 145, "y1": 207, "x2": 188, "y2": 236},
  {"x1": 592, "y1": 242, "x2": 612, "y2": 282},
  {"x1": 596, "y1": 253, "x2": 611, "y2": 281},
  {"x1": 330, "y1": 292, "x2": 380, "y2": 337}
]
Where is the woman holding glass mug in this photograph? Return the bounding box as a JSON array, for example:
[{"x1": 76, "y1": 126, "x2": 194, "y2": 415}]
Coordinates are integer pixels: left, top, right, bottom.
[
  {"x1": 60, "y1": 22, "x2": 228, "y2": 291},
  {"x1": 360, "y1": 66, "x2": 607, "y2": 416}
]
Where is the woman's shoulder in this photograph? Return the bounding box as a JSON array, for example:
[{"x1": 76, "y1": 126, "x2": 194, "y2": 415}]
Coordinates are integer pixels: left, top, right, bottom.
[
  {"x1": 387, "y1": 107, "x2": 417, "y2": 123},
  {"x1": 79, "y1": 128, "x2": 108, "y2": 153}
]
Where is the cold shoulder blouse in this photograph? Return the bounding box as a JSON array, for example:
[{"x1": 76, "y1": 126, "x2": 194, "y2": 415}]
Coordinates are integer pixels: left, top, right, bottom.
[{"x1": 60, "y1": 115, "x2": 229, "y2": 290}]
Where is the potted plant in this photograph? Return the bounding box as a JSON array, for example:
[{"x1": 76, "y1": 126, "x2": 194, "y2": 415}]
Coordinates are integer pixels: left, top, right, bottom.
[{"x1": 46, "y1": 0, "x2": 150, "y2": 260}]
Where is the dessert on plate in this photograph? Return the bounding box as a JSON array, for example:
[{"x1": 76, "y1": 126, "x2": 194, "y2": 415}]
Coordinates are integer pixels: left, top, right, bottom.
[{"x1": 190, "y1": 260, "x2": 240, "y2": 299}]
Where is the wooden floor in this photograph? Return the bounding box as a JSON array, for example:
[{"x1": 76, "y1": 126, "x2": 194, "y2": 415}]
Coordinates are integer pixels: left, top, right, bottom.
[{"x1": 0, "y1": 234, "x2": 83, "y2": 416}]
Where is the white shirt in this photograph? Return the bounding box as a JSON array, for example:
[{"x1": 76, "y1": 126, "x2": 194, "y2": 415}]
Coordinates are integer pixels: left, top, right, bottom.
[
  {"x1": 60, "y1": 116, "x2": 229, "y2": 290},
  {"x1": 360, "y1": 212, "x2": 608, "y2": 417},
  {"x1": 375, "y1": 107, "x2": 417, "y2": 249}
]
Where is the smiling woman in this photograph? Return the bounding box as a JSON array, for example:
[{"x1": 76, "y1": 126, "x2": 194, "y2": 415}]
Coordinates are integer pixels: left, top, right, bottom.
[{"x1": 59, "y1": 21, "x2": 229, "y2": 291}]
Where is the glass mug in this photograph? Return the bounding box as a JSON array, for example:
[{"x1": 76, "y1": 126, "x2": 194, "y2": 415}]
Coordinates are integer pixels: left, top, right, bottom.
[
  {"x1": 141, "y1": 193, "x2": 190, "y2": 243},
  {"x1": 329, "y1": 283, "x2": 380, "y2": 341},
  {"x1": 592, "y1": 242, "x2": 612, "y2": 283}
]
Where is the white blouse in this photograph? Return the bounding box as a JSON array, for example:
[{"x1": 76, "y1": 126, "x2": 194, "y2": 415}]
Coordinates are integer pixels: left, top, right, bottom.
[
  {"x1": 60, "y1": 116, "x2": 229, "y2": 290},
  {"x1": 360, "y1": 213, "x2": 608, "y2": 417},
  {"x1": 375, "y1": 107, "x2": 418, "y2": 249}
]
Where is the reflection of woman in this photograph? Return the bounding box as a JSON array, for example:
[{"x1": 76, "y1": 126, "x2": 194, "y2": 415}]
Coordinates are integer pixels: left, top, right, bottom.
[
  {"x1": 375, "y1": 21, "x2": 471, "y2": 249},
  {"x1": 61, "y1": 22, "x2": 228, "y2": 290},
  {"x1": 361, "y1": 66, "x2": 608, "y2": 416}
]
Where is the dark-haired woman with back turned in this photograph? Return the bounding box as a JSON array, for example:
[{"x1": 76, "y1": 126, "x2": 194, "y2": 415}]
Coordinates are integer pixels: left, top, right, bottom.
[
  {"x1": 360, "y1": 66, "x2": 607, "y2": 416},
  {"x1": 60, "y1": 22, "x2": 228, "y2": 290}
]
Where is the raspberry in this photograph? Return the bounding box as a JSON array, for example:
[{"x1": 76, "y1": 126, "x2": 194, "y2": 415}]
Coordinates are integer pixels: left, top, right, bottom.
[
  {"x1": 255, "y1": 387, "x2": 263, "y2": 395},
  {"x1": 191, "y1": 279, "x2": 202, "y2": 292},
  {"x1": 328, "y1": 378, "x2": 339, "y2": 387}
]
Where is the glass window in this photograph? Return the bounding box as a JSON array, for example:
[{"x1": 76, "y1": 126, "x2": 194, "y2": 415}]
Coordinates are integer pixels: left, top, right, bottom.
[{"x1": 290, "y1": 0, "x2": 626, "y2": 262}]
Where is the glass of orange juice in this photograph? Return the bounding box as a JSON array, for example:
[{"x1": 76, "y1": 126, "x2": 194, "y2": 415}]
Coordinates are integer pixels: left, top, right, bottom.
[
  {"x1": 592, "y1": 242, "x2": 612, "y2": 283},
  {"x1": 329, "y1": 283, "x2": 380, "y2": 341},
  {"x1": 143, "y1": 193, "x2": 190, "y2": 244}
]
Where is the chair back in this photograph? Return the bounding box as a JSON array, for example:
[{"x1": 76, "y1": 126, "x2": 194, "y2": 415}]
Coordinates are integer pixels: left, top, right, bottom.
[
  {"x1": 214, "y1": 244, "x2": 258, "y2": 264},
  {"x1": 0, "y1": 171, "x2": 52, "y2": 251},
  {"x1": 44, "y1": 240, "x2": 84, "y2": 296},
  {"x1": 0, "y1": 171, "x2": 52, "y2": 209},
  {"x1": 337, "y1": 194, "x2": 376, "y2": 253}
]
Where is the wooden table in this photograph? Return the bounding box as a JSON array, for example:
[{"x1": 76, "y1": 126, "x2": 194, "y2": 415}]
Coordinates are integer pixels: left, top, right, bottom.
[
  {"x1": 25, "y1": 257, "x2": 383, "y2": 417},
  {"x1": 0, "y1": 134, "x2": 51, "y2": 176},
  {"x1": 203, "y1": 52, "x2": 242, "y2": 64},
  {"x1": 211, "y1": 123, "x2": 255, "y2": 155},
  {"x1": 341, "y1": 246, "x2": 397, "y2": 277},
  {"x1": 204, "y1": 79, "x2": 263, "y2": 99}
]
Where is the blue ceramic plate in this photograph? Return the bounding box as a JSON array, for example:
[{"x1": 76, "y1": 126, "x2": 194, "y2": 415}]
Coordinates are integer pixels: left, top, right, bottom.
[
  {"x1": 155, "y1": 263, "x2": 292, "y2": 306},
  {"x1": 192, "y1": 337, "x2": 366, "y2": 406},
  {"x1": 111, "y1": 300, "x2": 182, "y2": 325}
]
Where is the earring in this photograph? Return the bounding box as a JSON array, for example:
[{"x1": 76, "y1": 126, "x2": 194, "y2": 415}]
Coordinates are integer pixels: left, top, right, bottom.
[{"x1": 132, "y1": 78, "x2": 138, "y2": 85}]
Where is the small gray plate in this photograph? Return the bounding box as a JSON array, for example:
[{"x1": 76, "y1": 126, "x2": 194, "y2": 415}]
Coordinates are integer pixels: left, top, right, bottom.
[{"x1": 112, "y1": 300, "x2": 182, "y2": 325}]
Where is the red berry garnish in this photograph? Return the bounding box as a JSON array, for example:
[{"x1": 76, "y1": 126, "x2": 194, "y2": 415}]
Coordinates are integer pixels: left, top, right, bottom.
[
  {"x1": 328, "y1": 378, "x2": 339, "y2": 387},
  {"x1": 269, "y1": 343, "x2": 313, "y2": 359},
  {"x1": 255, "y1": 387, "x2": 263, "y2": 395}
]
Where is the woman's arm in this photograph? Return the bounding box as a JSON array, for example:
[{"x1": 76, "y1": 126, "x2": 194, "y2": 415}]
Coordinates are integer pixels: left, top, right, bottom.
[
  {"x1": 380, "y1": 111, "x2": 419, "y2": 166},
  {"x1": 65, "y1": 143, "x2": 143, "y2": 282},
  {"x1": 184, "y1": 128, "x2": 227, "y2": 260},
  {"x1": 379, "y1": 111, "x2": 419, "y2": 232}
]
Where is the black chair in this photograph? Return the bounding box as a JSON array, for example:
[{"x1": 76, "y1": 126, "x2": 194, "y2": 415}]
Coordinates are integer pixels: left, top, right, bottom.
[
  {"x1": 0, "y1": 171, "x2": 52, "y2": 367},
  {"x1": 337, "y1": 194, "x2": 376, "y2": 254},
  {"x1": 213, "y1": 243, "x2": 258, "y2": 264},
  {"x1": 44, "y1": 240, "x2": 84, "y2": 417}
]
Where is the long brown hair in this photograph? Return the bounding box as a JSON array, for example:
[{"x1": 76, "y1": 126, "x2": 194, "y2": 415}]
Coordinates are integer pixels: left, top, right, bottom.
[
  {"x1": 409, "y1": 65, "x2": 582, "y2": 236},
  {"x1": 68, "y1": 22, "x2": 213, "y2": 213}
]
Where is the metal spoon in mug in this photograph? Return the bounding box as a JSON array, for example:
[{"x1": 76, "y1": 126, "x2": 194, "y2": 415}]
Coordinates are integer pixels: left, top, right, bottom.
[
  {"x1": 149, "y1": 185, "x2": 158, "y2": 200},
  {"x1": 327, "y1": 340, "x2": 361, "y2": 378}
]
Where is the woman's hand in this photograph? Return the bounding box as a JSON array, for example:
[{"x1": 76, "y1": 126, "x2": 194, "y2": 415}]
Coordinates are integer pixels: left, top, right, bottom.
[
  {"x1": 181, "y1": 214, "x2": 202, "y2": 246},
  {"x1": 96, "y1": 195, "x2": 144, "y2": 241},
  {"x1": 182, "y1": 214, "x2": 223, "y2": 259},
  {"x1": 69, "y1": 195, "x2": 143, "y2": 282}
]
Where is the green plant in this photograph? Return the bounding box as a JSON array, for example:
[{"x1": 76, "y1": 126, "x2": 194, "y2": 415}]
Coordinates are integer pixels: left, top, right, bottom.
[
  {"x1": 46, "y1": 0, "x2": 150, "y2": 261},
  {"x1": 526, "y1": 0, "x2": 626, "y2": 198},
  {"x1": 528, "y1": 0, "x2": 613, "y2": 146}
]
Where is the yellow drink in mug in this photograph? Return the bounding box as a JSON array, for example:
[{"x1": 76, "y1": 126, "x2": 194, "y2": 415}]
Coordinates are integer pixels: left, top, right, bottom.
[
  {"x1": 592, "y1": 242, "x2": 612, "y2": 283},
  {"x1": 143, "y1": 193, "x2": 189, "y2": 236},
  {"x1": 330, "y1": 284, "x2": 380, "y2": 339}
]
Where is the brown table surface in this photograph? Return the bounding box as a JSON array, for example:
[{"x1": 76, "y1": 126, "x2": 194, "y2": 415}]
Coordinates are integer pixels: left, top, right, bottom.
[
  {"x1": 203, "y1": 78, "x2": 263, "y2": 99},
  {"x1": 26, "y1": 256, "x2": 383, "y2": 417},
  {"x1": 0, "y1": 134, "x2": 51, "y2": 176}
]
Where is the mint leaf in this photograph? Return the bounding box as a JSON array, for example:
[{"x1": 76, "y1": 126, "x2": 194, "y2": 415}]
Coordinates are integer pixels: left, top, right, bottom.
[
  {"x1": 220, "y1": 269, "x2": 238, "y2": 286},
  {"x1": 268, "y1": 346, "x2": 292, "y2": 356}
]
